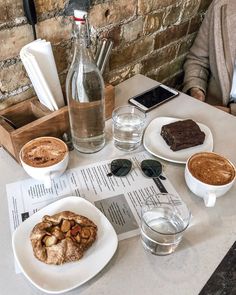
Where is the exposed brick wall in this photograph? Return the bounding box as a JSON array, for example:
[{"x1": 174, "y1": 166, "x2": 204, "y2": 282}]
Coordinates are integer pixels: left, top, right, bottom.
[{"x1": 0, "y1": 0, "x2": 213, "y2": 110}]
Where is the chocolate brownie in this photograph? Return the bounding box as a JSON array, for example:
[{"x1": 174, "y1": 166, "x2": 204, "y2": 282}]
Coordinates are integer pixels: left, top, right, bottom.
[{"x1": 161, "y1": 119, "x2": 205, "y2": 151}]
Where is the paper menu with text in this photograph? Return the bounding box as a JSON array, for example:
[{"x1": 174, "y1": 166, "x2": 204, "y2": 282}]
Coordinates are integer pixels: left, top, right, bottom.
[{"x1": 7, "y1": 151, "x2": 183, "y2": 242}]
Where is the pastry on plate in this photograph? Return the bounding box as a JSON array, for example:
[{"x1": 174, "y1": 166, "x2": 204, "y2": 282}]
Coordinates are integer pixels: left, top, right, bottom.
[
  {"x1": 30, "y1": 211, "x2": 97, "y2": 265},
  {"x1": 161, "y1": 119, "x2": 205, "y2": 151}
]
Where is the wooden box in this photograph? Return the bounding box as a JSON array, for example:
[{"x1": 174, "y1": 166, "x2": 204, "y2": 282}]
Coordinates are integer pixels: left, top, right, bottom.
[
  {"x1": 0, "y1": 97, "x2": 70, "y2": 163},
  {"x1": 0, "y1": 84, "x2": 115, "y2": 163}
]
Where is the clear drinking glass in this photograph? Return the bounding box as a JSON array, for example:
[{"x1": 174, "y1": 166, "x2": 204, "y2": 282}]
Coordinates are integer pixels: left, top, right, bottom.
[
  {"x1": 140, "y1": 194, "x2": 191, "y2": 255},
  {"x1": 112, "y1": 105, "x2": 146, "y2": 151}
]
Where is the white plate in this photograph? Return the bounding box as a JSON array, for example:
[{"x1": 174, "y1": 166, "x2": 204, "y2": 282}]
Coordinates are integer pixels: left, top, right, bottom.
[
  {"x1": 12, "y1": 196, "x2": 118, "y2": 294},
  {"x1": 143, "y1": 117, "x2": 213, "y2": 164}
]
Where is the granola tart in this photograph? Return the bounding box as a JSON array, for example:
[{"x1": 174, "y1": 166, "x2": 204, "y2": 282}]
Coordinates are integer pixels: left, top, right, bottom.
[{"x1": 30, "y1": 211, "x2": 97, "y2": 265}]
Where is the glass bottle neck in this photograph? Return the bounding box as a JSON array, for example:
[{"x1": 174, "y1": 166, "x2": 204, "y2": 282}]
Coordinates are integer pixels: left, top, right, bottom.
[
  {"x1": 72, "y1": 21, "x2": 94, "y2": 63},
  {"x1": 73, "y1": 21, "x2": 89, "y2": 46}
]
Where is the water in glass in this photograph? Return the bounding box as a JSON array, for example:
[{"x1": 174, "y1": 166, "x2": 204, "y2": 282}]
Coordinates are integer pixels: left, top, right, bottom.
[
  {"x1": 112, "y1": 106, "x2": 146, "y2": 151},
  {"x1": 141, "y1": 208, "x2": 185, "y2": 255},
  {"x1": 66, "y1": 10, "x2": 105, "y2": 154},
  {"x1": 140, "y1": 194, "x2": 191, "y2": 255}
]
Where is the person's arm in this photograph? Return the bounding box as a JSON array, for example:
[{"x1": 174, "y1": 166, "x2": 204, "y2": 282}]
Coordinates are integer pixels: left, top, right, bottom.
[
  {"x1": 229, "y1": 103, "x2": 236, "y2": 115},
  {"x1": 189, "y1": 87, "x2": 206, "y2": 101},
  {"x1": 215, "y1": 102, "x2": 236, "y2": 115},
  {"x1": 183, "y1": 4, "x2": 214, "y2": 97},
  {"x1": 215, "y1": 106, "x2": 230, "y2": 113}
]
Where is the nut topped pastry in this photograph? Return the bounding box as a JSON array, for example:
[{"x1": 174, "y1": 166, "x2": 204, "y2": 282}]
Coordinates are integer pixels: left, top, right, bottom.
[{"x1": 30, "y1": 211, "x2": 97, "y2": 265}]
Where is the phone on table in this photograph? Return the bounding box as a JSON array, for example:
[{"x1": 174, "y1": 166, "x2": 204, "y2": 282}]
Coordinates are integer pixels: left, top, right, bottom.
[{"x1": 128, "y1": 84, "x2": 179, "y2": 112}]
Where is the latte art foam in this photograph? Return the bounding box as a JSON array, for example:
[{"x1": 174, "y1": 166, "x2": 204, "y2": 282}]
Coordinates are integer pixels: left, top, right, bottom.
[
  {"x1": 188, "y1": 152, "x2": 235, "y2": 186},
  {"x1": 21, "y1": 137, "x2": 68, "y2": 168}
]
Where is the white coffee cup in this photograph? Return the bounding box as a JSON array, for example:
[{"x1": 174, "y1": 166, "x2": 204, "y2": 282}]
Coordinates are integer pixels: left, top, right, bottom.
[
  {"x1": 19, "y1": 136, "x2": 69, "y2": 188},
  {"x1": 185, "y1": 152, "x2": 235, "y2": 207}
]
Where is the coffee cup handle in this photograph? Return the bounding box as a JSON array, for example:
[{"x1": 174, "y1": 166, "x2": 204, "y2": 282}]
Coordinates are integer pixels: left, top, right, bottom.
[
  {"x1": 43, "y1": 171, "x2": 62, "y2": 188},
  {"x1": 204, "y1": 192, "x2": 216, "y2": 207},
  {"x1": 43, "y1": 175, "x2": 53, "y2": 189}
]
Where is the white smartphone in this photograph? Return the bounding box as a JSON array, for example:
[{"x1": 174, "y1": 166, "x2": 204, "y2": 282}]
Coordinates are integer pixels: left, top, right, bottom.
[{"x1": 128, "y1": 84, "x2": 179, "y2": 112}]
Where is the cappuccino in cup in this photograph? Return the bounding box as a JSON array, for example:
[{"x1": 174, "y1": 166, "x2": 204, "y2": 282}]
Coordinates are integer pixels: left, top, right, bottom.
[
  {"x1": 185, "y1": 152, "x2": 235, "y2": 207},
  {"x1": 21, "y1": 137, "x2": 68, "y2": 168},
  {"x1": 20, "y1": 137, "x2": 69, "y2": 188},
  {"x1": 188, "y1": 152, "x2": 235, "y2": 186}
]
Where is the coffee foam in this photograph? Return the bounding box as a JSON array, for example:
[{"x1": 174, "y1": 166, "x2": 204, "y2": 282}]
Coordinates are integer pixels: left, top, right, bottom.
[
  {"x1": 188, "y1": 152, "x2": 235, "y2": 186},
  {"x1": 21, "y1": 137, "x2": 68, "y2": 168}
]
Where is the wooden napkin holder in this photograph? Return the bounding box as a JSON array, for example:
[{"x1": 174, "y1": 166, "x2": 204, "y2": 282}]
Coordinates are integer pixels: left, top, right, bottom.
[{"x1": 0, "y1": 84, "x2": 115, "y2": 163}]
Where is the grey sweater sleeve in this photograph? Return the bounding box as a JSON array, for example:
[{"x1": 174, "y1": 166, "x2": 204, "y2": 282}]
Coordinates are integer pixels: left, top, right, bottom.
[
  {"x1": 229, "y1": 103, "x2": 236, "y2": 116},
  {"x1": 182, "y1": 5, "x2": 213, "y2": 94}
]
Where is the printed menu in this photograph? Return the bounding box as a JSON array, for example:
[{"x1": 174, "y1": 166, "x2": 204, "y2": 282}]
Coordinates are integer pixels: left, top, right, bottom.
[{"x1": 7, "y1": 151, "x2": 184, "y2": 273}]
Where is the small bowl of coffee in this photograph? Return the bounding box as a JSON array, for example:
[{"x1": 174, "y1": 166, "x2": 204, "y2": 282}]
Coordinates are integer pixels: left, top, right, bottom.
[
  {"x1": 185, "y1": 152, "x2": 235, "y2": 207},
  {"x1": 20, "y1": 136, "x2": 69, "y2": 188}
]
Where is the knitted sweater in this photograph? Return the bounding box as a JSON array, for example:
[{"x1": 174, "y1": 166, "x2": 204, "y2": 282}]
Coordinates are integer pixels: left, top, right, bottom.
[{"x1": 183, "y1": 0, "x2": 236, "y2": 115}]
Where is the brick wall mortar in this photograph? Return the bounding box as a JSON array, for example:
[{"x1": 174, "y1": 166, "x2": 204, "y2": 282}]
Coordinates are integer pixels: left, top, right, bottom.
[
  {"x1": 0, "y1": 84, "x2": 32, "y2": 100},
  {"x1": 0, "y1": 18, "x2": 27, "y2": 30},
  {"x1": 0, "y1": 0, "x2": 212, "y2": 109},
  {"x1": 0, "y1": 13, "x2": 68, "y2": 31}
]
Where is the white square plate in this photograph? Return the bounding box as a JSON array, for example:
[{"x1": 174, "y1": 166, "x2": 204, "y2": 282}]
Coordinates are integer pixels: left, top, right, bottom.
[{"x1": 12, "y1": 196, "x2": 118, "y2": 294}]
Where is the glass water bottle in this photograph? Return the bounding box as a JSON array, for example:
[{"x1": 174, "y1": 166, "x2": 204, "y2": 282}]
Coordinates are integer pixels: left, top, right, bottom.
[{"x1": 66, "y1": 10, "x2": 105, "y2": 153}]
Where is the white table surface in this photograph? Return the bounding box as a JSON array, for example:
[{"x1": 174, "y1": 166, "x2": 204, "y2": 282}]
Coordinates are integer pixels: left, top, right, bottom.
[{"x1": 1, "y1": 74, "x2": 236, "y2": 295}]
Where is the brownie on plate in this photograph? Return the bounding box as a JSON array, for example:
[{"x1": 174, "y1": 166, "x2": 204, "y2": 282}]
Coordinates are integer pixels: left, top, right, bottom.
[{"x1": 160, "y1": 119, "x2": 205, "y2": 151}]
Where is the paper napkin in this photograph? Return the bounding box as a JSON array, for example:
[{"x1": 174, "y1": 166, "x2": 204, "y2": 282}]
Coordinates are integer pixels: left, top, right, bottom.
[{"x1": 20, "y1": 39, "x2": 65, "y2": 111}]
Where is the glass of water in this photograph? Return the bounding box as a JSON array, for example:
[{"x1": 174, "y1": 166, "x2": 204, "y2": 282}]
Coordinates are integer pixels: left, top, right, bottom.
[
  {"x1": 112, "y1": 105, "x2": 146, "y2": 151},
  {"x1": 141, "y1": 194, "x2": 191, "y2": 255}
]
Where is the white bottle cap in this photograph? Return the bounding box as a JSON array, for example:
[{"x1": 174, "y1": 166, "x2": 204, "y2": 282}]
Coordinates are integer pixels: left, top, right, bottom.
[{"x1": 74, "y1": 9, "x2": 87, "y2": 22}]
